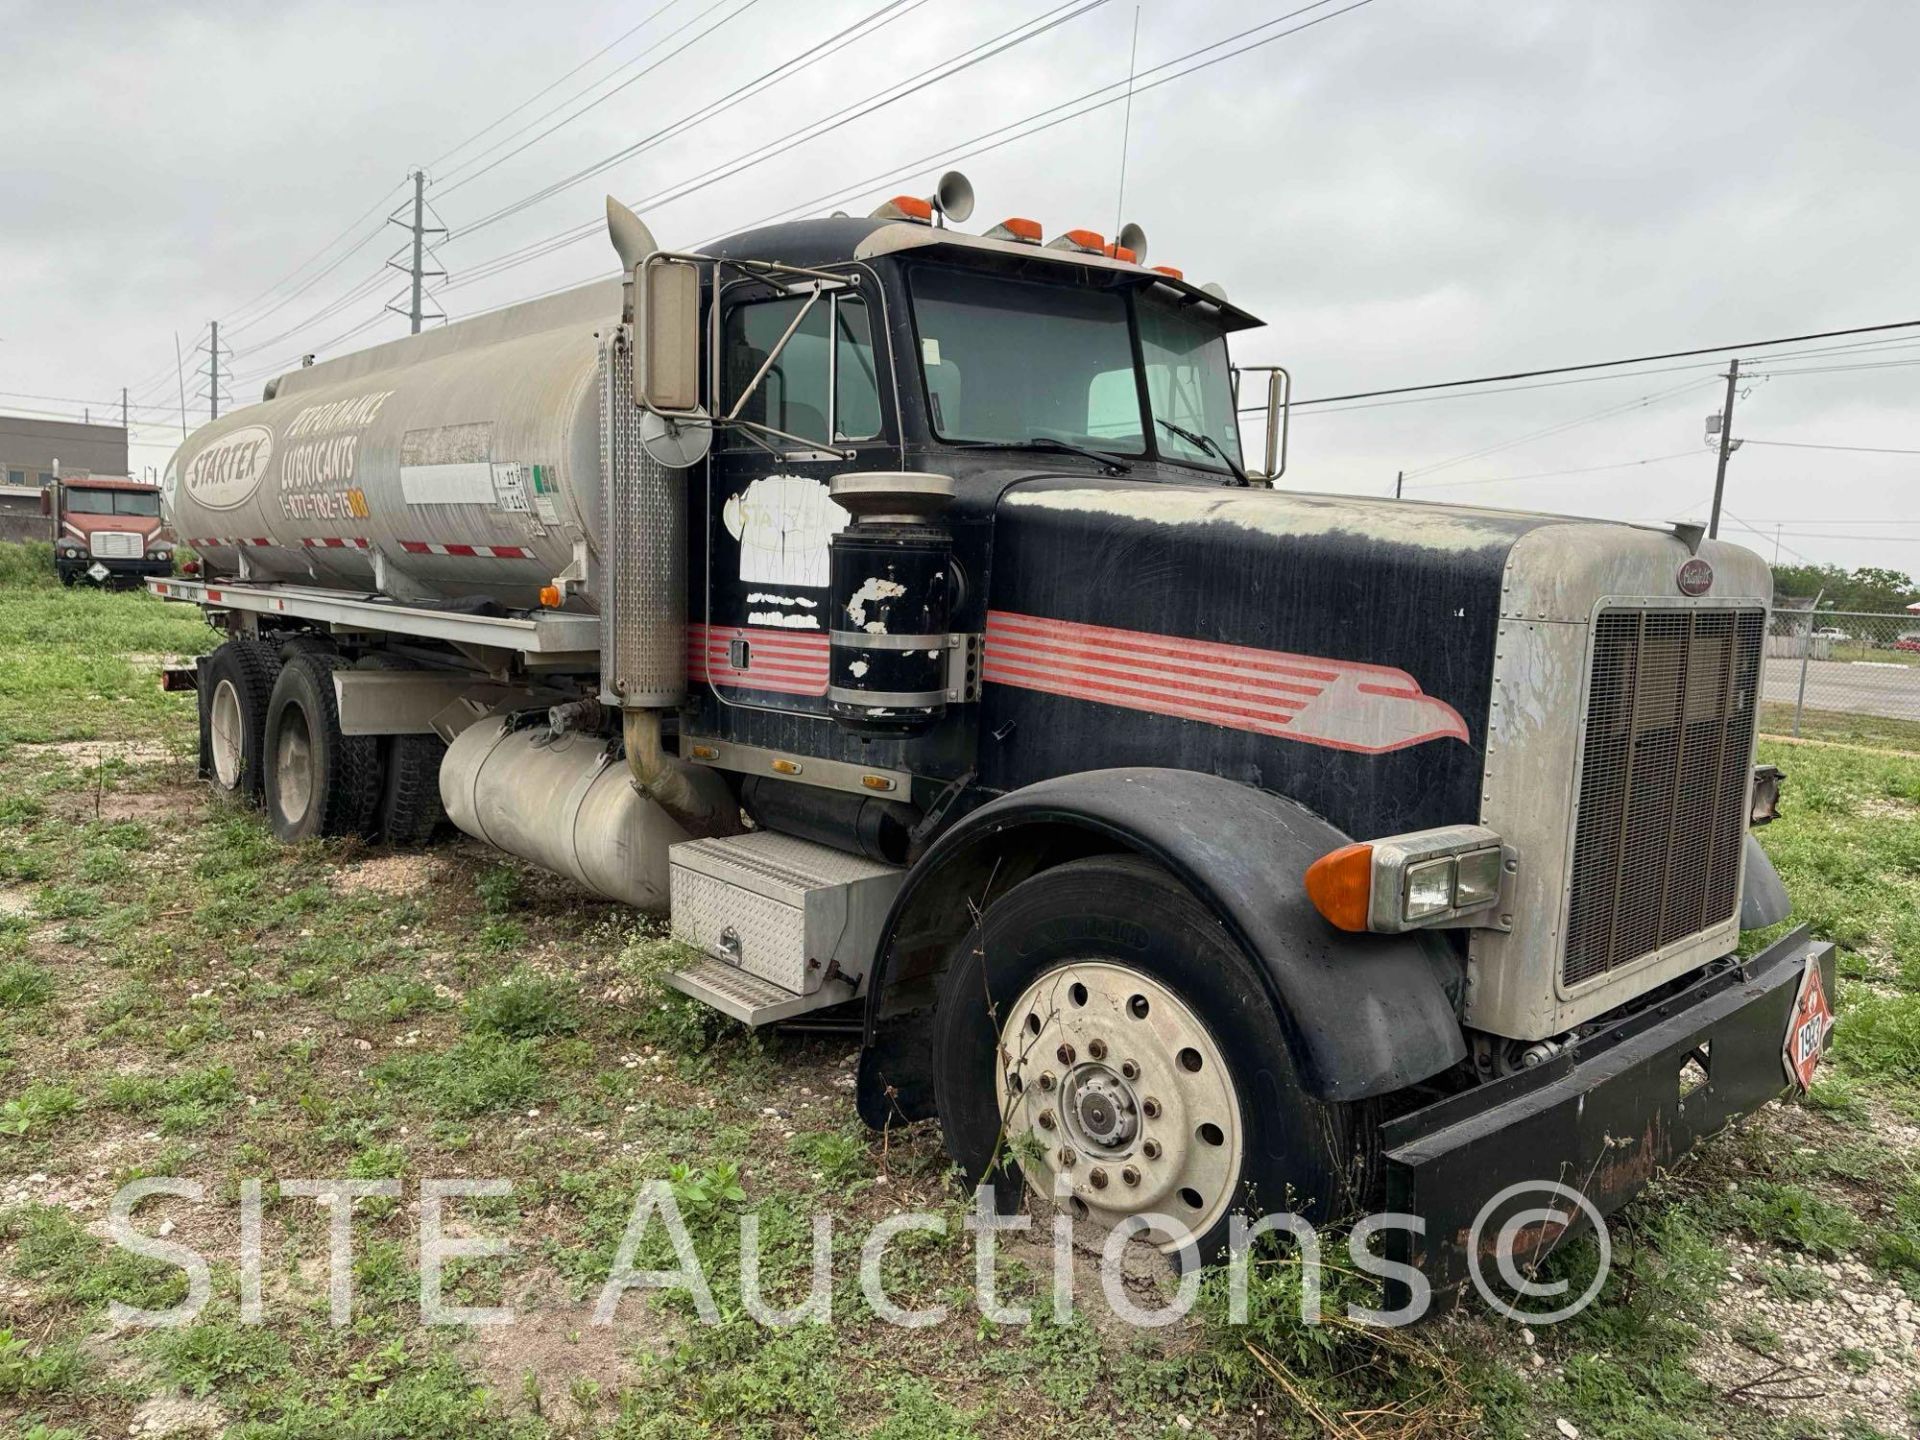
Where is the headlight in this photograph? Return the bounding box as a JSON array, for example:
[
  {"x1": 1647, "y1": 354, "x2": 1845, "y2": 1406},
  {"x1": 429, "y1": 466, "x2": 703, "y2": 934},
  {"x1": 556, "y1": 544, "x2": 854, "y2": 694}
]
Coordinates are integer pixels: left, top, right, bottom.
[
  {"x1": 1403, "y1": 858, "x2": 1455, "y2": 920},
  {"x1": 1305, "y1": 824, "x2": 1511, "y2": 933},
  {"x1": 148, "y1": 547, "x2": 173, "y2": 560}
]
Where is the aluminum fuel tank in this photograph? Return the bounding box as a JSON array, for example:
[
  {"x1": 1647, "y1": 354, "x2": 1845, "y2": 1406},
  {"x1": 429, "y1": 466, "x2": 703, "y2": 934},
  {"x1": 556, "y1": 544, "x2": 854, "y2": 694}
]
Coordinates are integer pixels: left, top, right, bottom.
[{"x1": 162, "y1": 280, "x2": 623, "y2": 611}]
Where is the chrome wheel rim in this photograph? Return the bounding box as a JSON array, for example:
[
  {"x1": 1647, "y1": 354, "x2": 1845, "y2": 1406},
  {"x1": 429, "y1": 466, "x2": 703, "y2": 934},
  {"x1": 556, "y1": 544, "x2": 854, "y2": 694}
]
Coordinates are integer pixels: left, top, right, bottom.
[
  {"x1": 209, "y1": 678, "x2": 244, "y2": 790},
  {"x1": 995, "y1": 961, "x2": 1243, "y2": 1249}
]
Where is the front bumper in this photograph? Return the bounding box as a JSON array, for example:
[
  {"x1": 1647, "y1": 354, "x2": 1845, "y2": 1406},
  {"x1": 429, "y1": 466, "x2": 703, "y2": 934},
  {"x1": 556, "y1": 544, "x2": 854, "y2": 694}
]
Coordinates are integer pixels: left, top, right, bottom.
[
  {"x1": 60, "y1": 557, "x2": 173, "y2": 583},
  {"x1": 1382, "y1": 926, "x2": 1836, "y2": 1303}
]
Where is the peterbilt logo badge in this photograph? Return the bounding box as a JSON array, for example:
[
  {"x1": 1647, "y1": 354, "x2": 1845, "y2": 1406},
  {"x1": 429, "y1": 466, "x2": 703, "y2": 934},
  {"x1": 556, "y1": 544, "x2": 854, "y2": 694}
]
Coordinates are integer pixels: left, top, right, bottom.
[
  {"x1": 183, "y1": 425, "x2": 274, "y2": 511},
  {"x1": 1677, "y1": 557, "x2": 1714, "y2": 596}
]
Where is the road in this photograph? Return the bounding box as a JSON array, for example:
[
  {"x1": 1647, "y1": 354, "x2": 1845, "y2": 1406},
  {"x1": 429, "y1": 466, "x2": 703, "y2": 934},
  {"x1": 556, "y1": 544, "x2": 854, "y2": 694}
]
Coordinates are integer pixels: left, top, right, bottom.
[{"x1": 1763, "y1": 657, "x2": 1920, "y2": 722}]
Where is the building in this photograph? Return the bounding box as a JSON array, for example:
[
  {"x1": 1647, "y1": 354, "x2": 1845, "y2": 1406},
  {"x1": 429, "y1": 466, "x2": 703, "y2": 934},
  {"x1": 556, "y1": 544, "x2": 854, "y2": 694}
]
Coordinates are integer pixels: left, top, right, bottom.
[
  {"x1": 0, "y1": 414, "x2": 131, "y2": 544},
  {"x1": 0, "y1": 414, "x2": 129, "y2": 490}
]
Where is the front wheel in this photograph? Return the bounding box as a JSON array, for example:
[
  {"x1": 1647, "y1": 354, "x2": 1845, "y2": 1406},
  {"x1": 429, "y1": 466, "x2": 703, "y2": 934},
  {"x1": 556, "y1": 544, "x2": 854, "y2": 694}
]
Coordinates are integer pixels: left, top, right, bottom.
[{"x1": 931, "y1": 855, "x2": 1362, "y2": 1260}]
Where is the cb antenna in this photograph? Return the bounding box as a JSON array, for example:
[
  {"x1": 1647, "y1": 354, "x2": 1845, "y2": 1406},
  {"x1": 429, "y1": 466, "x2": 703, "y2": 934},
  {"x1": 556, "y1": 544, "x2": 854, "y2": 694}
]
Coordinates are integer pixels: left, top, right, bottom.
[{"x1": 1113, "y1": 6, "x2": 1141, "y2": 240}]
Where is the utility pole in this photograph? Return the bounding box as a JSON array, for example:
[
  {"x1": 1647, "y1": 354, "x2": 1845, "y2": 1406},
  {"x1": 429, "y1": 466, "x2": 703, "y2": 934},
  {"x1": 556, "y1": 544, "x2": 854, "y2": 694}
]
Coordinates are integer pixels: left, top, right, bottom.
[
  {"x1": 196, "y1": 322, "x2": 231, "y2": 421},
  {"x1": 1707, "y1": 357, "x2": 1739, "y2": 539},
  {"x1": 387, "y1": 170, "x2": 446, "y2": 334},
  {"x1": 408, "y1": 170, "x2": 427, "y2": 333},
  {"x1": 121, "y1": 386, "x2": 128, "y2": 432},
  {"x1": 1394, "y1": 469, "x2": 1404, "y2": 499}
]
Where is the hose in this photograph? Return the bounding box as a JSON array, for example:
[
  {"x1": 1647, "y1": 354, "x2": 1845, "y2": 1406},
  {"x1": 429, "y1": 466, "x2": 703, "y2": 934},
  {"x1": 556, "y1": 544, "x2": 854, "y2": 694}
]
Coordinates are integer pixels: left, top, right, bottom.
[{"x1": 621, "y1": 707, "x2": 730, "y2": 833}]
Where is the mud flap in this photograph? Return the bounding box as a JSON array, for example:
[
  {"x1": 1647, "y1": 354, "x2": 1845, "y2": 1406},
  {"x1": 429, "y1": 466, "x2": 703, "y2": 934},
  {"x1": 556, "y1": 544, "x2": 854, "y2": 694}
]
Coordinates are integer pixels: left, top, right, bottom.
[{"x1": 1380, "y1": 927, "x2": 1835, "y2": 1310}]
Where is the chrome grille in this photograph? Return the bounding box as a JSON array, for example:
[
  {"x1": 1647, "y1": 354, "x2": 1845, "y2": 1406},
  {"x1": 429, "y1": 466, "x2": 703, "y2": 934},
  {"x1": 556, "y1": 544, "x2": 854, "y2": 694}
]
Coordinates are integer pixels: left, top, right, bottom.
[
  {"x1": 90, "y1": 531, "x2": 141, "y2": 559},
  {"x1": 1562, "y1": 607, "x2": 1764, "y2": 988}
]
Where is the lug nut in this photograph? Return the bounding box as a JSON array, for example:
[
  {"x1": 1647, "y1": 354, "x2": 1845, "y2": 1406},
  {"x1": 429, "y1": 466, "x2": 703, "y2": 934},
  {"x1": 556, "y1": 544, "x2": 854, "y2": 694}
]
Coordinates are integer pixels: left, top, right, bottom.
[
  {"x1": 1142, "y1": 1096, "x2": 1162, "y2": 1119},
  {"x1": 1037, "y1": 1109, "x2": 1056, "y2": 1131},
  {"x1": 1056, "y1": 1042, "x2": 1077, "y2": 1066},
  {"x1": 1088, "y1": 1038, "x2": 1107, "y2": 1060},
  {"x1": 1142, "y1": 1139, "x2": 1162, "y2": 1160},
  {"x1": 1057, "y1": 1146, "x2": 1077, "y2": 1168},
  {"x1": 1089, "y1": 1167, "x2": 1109, "y2": 1190},
  {"x1": 1120, "y1": 1059, "x2": 1139, "y2": 1080},
  {"x1": 1121, "y1": 1165, "x2": 1141, "y2": 1187},
  {"x1": 1037, "y1": 1071, "x2": 1056, "y2": 1092}
]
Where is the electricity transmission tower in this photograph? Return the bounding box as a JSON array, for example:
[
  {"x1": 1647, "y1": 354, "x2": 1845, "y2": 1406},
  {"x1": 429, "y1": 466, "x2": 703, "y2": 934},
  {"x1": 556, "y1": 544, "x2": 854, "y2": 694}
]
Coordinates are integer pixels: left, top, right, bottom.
[
  {"x1": 197, "y1": 322, "x2": 235, "y2": 420},
  {"x1": 386, "y1": 169, "x2": 448, "y2": 334}
]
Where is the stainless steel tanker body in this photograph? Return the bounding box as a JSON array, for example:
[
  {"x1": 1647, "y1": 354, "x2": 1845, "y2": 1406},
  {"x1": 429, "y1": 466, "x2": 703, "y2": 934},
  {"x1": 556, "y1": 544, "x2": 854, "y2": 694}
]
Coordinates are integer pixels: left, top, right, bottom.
[{"x1": 162, "y1": 281, "x2": 623, "y2": 611}]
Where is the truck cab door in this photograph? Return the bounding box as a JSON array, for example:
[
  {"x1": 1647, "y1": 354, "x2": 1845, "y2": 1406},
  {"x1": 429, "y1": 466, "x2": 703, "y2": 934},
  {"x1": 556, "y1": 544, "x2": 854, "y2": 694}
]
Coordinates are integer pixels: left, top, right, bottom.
[{"x1": 701, "y1": 275, "x2": 893, "y2": 717}]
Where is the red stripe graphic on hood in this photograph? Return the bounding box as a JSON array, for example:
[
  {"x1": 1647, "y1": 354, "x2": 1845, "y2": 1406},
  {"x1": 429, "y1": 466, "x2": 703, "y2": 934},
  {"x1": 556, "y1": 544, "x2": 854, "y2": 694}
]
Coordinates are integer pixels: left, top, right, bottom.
[{"x1": 982, "y1": 610, "x2": 1469, "y2": 754}]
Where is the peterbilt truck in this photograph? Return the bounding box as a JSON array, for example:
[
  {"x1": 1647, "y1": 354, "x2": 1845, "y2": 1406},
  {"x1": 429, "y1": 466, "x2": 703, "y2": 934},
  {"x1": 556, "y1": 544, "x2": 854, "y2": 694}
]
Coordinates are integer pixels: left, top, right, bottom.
[
  {"x1": 152, "y1": 176, "x2": 1833, "y2": 1295},
  {"x1": 47, "y1": 474, "x2": 173, "y2": 586}
]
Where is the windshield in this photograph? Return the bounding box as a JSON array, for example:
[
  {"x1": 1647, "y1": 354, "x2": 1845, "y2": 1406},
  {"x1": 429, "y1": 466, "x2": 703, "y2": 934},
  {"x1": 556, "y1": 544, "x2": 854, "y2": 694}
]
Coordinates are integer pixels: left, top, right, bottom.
[
  {"x1": 65, "y1": 488, "x2": 160, "y2": 517},
  {"x1": 908, "y1": 267, "x2": 1147, "y2": 456},
  {"x1": 1138, "y1": 298, "x2": 1243, "y2": 468}
]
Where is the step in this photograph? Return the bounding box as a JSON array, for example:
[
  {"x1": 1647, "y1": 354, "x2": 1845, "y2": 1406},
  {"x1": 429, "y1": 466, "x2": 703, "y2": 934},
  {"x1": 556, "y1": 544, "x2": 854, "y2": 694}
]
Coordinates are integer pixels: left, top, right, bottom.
[{"x1": 663, "y1": 953, "x2": 859, "y2": 1026}]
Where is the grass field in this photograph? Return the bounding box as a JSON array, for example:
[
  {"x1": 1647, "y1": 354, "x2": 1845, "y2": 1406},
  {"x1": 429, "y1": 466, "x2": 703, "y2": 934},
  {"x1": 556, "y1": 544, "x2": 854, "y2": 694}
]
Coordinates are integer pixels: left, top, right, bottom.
[{"x1": 1, "y1": 548, "x2": 1917, "y2": 1439}]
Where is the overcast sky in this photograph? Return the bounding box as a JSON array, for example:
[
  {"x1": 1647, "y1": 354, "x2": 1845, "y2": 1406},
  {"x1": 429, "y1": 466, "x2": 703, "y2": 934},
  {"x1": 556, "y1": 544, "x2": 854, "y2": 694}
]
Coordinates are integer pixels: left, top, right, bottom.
[{"x1": 4, "y1": 0, "x2": 1914, "y2": 573}]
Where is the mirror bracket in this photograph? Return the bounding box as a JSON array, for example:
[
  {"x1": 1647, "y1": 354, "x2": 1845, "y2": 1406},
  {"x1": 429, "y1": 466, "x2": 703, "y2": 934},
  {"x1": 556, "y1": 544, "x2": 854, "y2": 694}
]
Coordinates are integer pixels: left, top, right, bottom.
[{"x1": 1233, "y1": 364, "x2": 1292, "y2": 485}]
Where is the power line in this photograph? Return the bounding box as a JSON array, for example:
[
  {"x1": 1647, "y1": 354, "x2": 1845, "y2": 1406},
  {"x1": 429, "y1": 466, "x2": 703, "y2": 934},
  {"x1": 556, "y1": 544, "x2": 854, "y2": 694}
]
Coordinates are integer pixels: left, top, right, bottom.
[
  {"x1": 717, "y1": 0, "x2": 1375, "y2": 241},
  {"x1": 1405, "y1": 450, "x2": 1701, "y2": 491},
  {"x1": 1236, "y1": 318, "x2": 1920, "y2": 413},
  {"x1": 1738, "y1": 439, "x2": 1920, "y2": 456},
  {"x1": 436, "y1": 0, "x2": 763, "y2": 199},
  {"x1": 1720, "y1": 507, "x2": 1815, "y2": 565},
  {"x1": 424, "y1": 2, "x2": 685, "y2": 174},
  {"x1": 442, "y1": 0, "x2": 1113, "y2": 292},
  {"x1": 1402, "y1": 377, "x2": 1715, "y2": 481},
  {"x1": 218, "y1": 177, "x2": 411, "y2": 332},
  {"x1": 451, "y1": 0, "x2": 933, "y2": 238}
]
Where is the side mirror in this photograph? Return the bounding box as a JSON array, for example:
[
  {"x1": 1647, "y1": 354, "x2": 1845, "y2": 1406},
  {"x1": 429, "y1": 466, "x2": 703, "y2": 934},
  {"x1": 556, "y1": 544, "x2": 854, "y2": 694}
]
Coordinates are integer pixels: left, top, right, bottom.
[
  {"x1": 1234, "y1": 365, "x2": 1291, "y2": 485},
  {"x1": 634, "y1": 255, "x2": 702, "y2": 415}
]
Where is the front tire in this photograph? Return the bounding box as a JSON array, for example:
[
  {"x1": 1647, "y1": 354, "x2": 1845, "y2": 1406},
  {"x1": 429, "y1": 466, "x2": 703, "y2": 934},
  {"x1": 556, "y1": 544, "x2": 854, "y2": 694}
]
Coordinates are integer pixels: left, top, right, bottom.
[
  {"x1": 931, "y1": 854, "x2": 1360, "y2": 1261},
  {"x1": 263, "y1": 653, "x2": 383, "y2": 842}
]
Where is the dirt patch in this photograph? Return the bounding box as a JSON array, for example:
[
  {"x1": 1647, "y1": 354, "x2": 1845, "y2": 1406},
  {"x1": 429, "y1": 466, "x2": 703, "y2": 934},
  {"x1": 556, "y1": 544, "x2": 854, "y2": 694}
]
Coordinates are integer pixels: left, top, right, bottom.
[
  {"x1": 337, "y1": 852, "x2": 444, "y2": 897},
  {"x1": 35, "y1": 738, "x2": 178, "y2": 765},
  {"x1": 48, "y1": 782, "x2": 192, "y2": 825},
  {"x1": 461, "y1": 1270, "x2": 644, "y2": 1427},
  {"x1": 130, "y1": 1391, "x2": 228, "y2": 1437},
  {"x1": 0, "y1": 886, "x2": 30, "y2": 917},
  {"x1": 1859, "y1": 795, "x2": 1919, "y2": 820}
]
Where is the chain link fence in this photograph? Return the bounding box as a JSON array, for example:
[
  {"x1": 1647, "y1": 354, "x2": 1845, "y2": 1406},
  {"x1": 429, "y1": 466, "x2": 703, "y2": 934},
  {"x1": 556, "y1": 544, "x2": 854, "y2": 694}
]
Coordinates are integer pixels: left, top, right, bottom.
[{"x1": 1763, "y1": 607, "x2": 1920, "y2": 749}]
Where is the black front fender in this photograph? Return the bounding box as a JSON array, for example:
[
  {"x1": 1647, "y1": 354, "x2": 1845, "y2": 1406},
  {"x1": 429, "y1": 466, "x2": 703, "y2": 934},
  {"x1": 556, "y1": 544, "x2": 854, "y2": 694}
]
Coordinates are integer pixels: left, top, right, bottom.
[{"x1": 862, "y1": 768, "x2": 1468, "y2": 1111}]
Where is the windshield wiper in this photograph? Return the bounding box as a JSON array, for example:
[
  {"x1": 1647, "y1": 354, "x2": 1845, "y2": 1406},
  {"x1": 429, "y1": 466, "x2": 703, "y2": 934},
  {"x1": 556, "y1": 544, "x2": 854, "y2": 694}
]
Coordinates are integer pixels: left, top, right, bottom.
[
  {"x1": 1157, "y1": 418, "x2": 1248, "y2": 486},
  {"x1": 951, "y1": 437, "x2": 1133, "y2": 475}
]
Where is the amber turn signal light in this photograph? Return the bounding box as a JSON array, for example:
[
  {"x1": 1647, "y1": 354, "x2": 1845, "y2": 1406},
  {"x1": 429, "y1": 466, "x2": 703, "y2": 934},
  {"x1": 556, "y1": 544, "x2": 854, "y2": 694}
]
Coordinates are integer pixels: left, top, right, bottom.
[
  {"x1": 538, "y1": 585, "x2": 562, "y2": 608},
  {"x1": 1305, "y1": 842, "x2": 1374, "y2": 932}
]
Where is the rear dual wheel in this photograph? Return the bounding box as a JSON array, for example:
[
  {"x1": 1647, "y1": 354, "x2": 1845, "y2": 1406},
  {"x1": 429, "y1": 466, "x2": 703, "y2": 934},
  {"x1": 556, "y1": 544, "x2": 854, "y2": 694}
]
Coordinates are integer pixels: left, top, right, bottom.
[
  {"x1": 263, "y1": 653, "x2": 383, "y2": 842},
  {"x1": 200, "y1": 637, "x2": 282, "y2": 800},
  {"x1": 933, "y1": 855, "x2": 1358, "y2": 1261}
]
